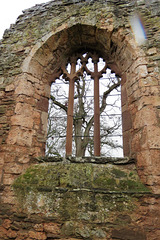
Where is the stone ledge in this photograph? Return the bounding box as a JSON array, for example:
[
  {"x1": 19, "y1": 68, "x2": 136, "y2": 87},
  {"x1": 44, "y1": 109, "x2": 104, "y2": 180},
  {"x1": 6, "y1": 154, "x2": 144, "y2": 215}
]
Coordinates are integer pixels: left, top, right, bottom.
[
  {"x1": 34, "y1": 156, "x2": 136, "y2": 165},
  {"x1": 68, "y1": 156, "x2": 136, "y2": 165}
]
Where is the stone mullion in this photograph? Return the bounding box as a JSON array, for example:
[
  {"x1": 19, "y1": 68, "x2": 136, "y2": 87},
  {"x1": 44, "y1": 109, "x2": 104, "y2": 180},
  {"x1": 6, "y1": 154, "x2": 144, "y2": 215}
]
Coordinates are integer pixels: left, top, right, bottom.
[
  {"x1": 93, "y1": 60, "x2": 101, "y2": 157},
  {"x1": 66, "y1": 61, "x2": 76, "y2": 157}
]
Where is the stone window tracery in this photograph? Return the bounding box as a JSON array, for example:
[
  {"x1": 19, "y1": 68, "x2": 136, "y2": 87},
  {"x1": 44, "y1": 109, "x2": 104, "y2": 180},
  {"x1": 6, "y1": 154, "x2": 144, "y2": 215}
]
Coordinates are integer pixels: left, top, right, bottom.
[{"x1": 46, "y1": 52, "x2": 122, "y2": 158}]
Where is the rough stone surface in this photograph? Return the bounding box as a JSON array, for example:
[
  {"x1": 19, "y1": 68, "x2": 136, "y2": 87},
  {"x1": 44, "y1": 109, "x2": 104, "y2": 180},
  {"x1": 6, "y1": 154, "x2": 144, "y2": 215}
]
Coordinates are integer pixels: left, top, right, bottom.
[
  {"x1": 5, "y1": 161, "x2": 159, "y2": 240},
  {"x1": 0, "y1": 0, "x2": 160, "y2": 239}
]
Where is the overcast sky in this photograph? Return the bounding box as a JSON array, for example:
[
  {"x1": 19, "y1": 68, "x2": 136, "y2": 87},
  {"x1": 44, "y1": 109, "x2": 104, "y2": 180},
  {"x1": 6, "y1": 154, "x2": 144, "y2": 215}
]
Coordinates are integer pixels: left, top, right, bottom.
[{"x1": 0, "y1": 0, "x2": 48, "y2": 39}]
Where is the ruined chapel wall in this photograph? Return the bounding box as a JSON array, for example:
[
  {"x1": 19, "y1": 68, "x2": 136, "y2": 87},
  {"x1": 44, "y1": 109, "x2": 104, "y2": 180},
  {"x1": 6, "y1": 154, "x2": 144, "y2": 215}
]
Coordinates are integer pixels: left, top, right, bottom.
[
  {"x1": 0, "y1": 0, "x2": 160, "y2": 198},
  {"x1": 0, "y1": 1, "x2": 160, "y2": 240}
]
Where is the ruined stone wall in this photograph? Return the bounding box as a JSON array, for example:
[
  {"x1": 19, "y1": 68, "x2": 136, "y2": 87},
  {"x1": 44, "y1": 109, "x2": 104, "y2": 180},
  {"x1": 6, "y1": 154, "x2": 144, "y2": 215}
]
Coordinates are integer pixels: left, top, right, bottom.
[
  {"x1": 0, "y1": 0, "x2": 160, "y2": 239},
  {"x1": 1, "y1": 158, "x2": 157, "y2": 240}
]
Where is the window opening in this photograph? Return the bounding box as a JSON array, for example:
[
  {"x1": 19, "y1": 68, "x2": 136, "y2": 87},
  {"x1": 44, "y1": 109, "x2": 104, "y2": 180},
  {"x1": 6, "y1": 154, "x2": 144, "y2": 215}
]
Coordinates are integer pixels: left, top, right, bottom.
[{"x1": 45, "y1": 52, "x2": 123, "y2": 158}]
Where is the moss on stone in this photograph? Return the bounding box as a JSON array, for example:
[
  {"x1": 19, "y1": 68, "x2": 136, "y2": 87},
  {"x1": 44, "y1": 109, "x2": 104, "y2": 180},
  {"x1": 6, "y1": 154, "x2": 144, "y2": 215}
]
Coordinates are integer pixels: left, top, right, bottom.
[
  {"x1": 12, "y1": 161, "x2": 150, "y2": 222},
  {"x1": 13, "y1": 162, "x2": 150, "y2": 193},
  {"x1": 93, "y1": 175, "x2": 117, "y2": 190},
  {"x1": 119, "y1": 179, "x2": 150, "y2": 192},
  {"x1": 111, "y1": 168, "x2": 127, "y2": 178}
]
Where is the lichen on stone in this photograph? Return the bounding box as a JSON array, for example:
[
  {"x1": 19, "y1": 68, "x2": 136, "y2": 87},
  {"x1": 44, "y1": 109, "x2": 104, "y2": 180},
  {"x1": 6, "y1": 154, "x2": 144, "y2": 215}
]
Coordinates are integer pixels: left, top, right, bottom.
[{"x1": 12, "y1": 161, "x2": 150, "y2": 221}]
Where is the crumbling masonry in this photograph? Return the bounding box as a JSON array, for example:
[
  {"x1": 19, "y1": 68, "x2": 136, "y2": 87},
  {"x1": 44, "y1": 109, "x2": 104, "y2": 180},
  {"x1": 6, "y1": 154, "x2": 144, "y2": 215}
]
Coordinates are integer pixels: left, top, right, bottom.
[{"x1": 0, "y1": 0, "x2": 160, "y2": 239}]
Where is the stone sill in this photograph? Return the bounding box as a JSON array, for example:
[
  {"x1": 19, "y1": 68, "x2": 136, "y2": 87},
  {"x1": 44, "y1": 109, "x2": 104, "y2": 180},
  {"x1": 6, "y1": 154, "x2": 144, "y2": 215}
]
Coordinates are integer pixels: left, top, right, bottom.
[{"x1": 35, "y1": 156, "x2": 136, "y2": 165}]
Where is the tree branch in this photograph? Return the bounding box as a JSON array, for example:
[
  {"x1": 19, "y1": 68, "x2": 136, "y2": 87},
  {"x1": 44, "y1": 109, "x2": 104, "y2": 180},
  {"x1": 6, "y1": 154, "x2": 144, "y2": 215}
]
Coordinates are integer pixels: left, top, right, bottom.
[
  {"x1": 50, "y1": 95, "x2": 68, "y2": 113},
  {"x1": 100, "y1": 78, "x2": 121, "y2": 114}
]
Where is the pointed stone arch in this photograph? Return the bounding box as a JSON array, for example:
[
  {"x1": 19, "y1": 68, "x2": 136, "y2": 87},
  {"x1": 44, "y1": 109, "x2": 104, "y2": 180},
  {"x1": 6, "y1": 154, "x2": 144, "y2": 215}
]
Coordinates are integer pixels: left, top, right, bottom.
[
  {"x1": 3, "y1": 20, "x2": 159, "y2": 189},
  {"x1": 18, "y1": 23, "x2": 145, "y2": 159}
]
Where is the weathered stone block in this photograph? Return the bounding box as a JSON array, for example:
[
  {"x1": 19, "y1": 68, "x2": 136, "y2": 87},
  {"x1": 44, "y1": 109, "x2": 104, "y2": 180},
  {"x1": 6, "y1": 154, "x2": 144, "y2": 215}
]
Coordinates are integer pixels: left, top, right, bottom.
[
  {"x1": 111, "y1": 227, "x2": 146, "y2": 240},
  {"x1": 6, "y1": 127, "x2": 33, "y2": 147},
  {"x1": 122, "y1": 110, "x2": 132, "y2": 132},
  {"x1": 15, "y1": 79, "x2": 34, "y2": 97},
  {"x1": 43, "y1": 222, "x2": 61, "y2": 234},
  {"x1": 3, "y1": 174, "x2": 17, "y2": 185},
  {"x1": 34, "y1": 224, "x2": 44, "y2": 232},
  {"x1": 133, "y1": 106, "x2": 157, "y2": 129},
  {"x1": 15, "y1": 102, "x2": 33, "y2": 116},
  {"x1": 4, "y1": 163, "x2": 23, "y2": 175},
  {"x1": 2, "y1": 219, "x2": 12, "y2": 230},
  {"x1": 147, "y1": 126, "x2": 160, "y2": 149},
  {"x1": 135, "y1": 65, "x2": 148, "y2": 78},
  {"x1": 5, "y1": 83, "x2": 15, "y2": 92},
  {"x1": 37, "y1": 98, "x2": 49, "y2": 112},
  {"x1": 28, "y1": 230, "x2": 47, "y2": 240},
  {"x1": 11, "y1": 115, "x2": 34, "y2": 129}
]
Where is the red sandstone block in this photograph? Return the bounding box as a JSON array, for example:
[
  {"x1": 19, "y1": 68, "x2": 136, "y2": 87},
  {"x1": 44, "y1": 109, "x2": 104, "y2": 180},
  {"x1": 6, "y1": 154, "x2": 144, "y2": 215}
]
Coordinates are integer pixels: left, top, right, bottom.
[
  {"x1": 131, "y1": 131, "x2": 142, "y2": 153},
  {"x1": 16, "y1": 95, "x2": 36, "y2": 106},
  {"x1": 33, "y1": 111, "x2": 41, "y2": 127},
  {"x1": 4, "y1": 163, "x2": 23, "y2": 174},
  {"x1": 135, "y1": 65, "x2": 148, "y2": 78},
  {"x1": 133, "y1": 106, "x2": 157, "y2": 129},
  {"x1": 16, "y1": 230, "x2": 29, "y2": 238},
  {"x1": 2, "y1": 219, "x2": 12, "y2": 229},
  {"x1": 15, "y1": 102, "x2": 33, "y2": 116},
  {"x1": 15, "y1": 79, "x2": 34, "y2": 97},
  {"x1": 147, "y1": 126, "x2": 160, "y2": 149},
  {"x1": 34, "y1": 224, "x2": 44, "y2": 232},
  {"x1": 6, "y1": 126, "x2": 33, "y2": 147},
  {"x1": 7, "y1": 229, "x2": 17, "y2": 239},
  {"x1": 11, "y1": 115, "x2": 34, "y2": 129},
  {"x1": 36, "y1": 97, "x2": 48, "y2": 112},
  {"x1": 122, "y1": 110, "x2": 132, "y2": 132},
  {"x1": 0, "y1": 226, "x2": 7, "y2": 239},
  {"x1": 43, "y1": 222, "x2": 61, "y2": 235},
  {"x1": 4, "y1": 152, "x2": 16, "y2": 163},
  {"x1": 30, "y1": 147, "x2": 43, "y2": 158},
  {"x1": 29, "y1": 230, "x2": 47, "y2": 240},
  {"x1": 123, "y1": 131, "x2": 131, "y2": 157},
  {"x1": 3, "y1": 174, "x2": 17, "y2": 185}
]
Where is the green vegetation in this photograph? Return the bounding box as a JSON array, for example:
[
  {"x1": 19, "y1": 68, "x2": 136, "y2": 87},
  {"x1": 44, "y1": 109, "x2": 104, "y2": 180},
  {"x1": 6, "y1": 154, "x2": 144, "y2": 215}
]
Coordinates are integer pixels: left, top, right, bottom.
[
  {"x1": 13, "y1": 162, "x2": 150, "y2": 193},
  {"x1": 12, "y1": 161, "x2": 150, "y2": 221}
]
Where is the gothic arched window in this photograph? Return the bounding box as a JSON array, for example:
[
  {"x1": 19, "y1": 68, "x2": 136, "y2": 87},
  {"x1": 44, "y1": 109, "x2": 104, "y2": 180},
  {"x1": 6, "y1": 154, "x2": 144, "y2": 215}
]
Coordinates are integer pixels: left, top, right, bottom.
[{"x1": 46, "y1": 52, "x2": 122, "y2": 158}]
